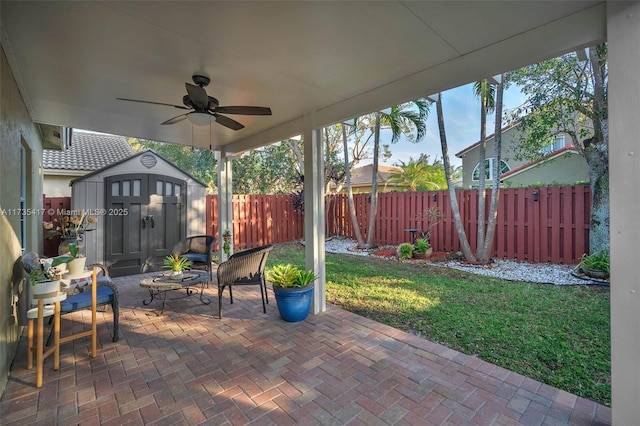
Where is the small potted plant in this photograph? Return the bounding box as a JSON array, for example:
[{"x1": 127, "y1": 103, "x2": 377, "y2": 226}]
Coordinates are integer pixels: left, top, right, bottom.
[
  {"x1": 413, "y1": 238, "x2": 432, "y2": 259},
  {"x1": 267, "y1": 264, "x2": 318, "y2": 322},
  {"x1": 58, "y1": 242, "x2": 86, "y2": 275},
  {"x1": 578, "y1": 250, "x2": 610, "y2": 279},
  {"x1": 163, "y1": 254, "x2": 192, "y2": 280},
  {"x1": 396, "y1": 242, "x2": 414, "y2": 260},
  {"x1": 222, "y1": 229, "x2": 232, "y2": 256},
  {"x1": 21, "y1": 252, "x2": 69, "y2": 298}
]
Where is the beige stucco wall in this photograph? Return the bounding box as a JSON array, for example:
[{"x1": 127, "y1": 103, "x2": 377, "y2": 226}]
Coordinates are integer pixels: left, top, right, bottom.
[
  {"x1": 502, "y1": 152, "x2": 589, "y2": 187},
  {"x1": 43, "y1": 172, "x2": 84, "y2": 197},
  {"x1": 458, "y1": 126, "x2": 524, "y2": 188},
  {"x1": 458, "y1": 126, "x2": 589, "y2": 189},
  {"x1": 0, "y1": 45, "x2": 46, "y2": 393}
]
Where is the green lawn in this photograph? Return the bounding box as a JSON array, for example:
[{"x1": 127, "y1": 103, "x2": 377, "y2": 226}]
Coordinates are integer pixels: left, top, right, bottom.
[{"x1": 266, "y1": 242, "x2": 611, "y2": 407}]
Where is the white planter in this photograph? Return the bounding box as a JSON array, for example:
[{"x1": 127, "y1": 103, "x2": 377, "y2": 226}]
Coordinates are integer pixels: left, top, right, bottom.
[
  {"x1": 32, "y1": 280, "x2": 60, "y2": 299},
  {"x1": 169, "y1": 271, "x2": 184, "y2": 281},
  {"x1": 67, "y1": 257, "x2": 87, "y2": 275}
]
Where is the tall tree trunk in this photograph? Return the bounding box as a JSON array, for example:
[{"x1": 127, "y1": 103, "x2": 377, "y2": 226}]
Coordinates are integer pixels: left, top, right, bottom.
[
  {"x1": 436, "y1": 94, "x2": 476, "y2": 261},
  {"x1": 476, "y1": 84, "x2": 488, "y2": 258},
  {"x1": 343, "y1": 125, "x2": 366, "y2": 247},
  {"x1": 479, "y1": 75, "x2": 504, "y2": 262},
  {"x1": 366, "y1": 112, "x2": 381, "y2": 248},
  {"x1": 586, "y1": 46, "x2": 610, "y2": 254},
  {"x1": 286, "y1": 139, "x2": 304, "y2": 173}
]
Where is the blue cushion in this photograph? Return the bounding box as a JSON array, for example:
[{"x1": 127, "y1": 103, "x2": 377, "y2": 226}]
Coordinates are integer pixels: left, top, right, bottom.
[
  {"x1": 60, "y1": 286, "x2": 114, "y2": 312},
  {"x1": 184, "y1": 253, "x2": 208, "y2": 264}
]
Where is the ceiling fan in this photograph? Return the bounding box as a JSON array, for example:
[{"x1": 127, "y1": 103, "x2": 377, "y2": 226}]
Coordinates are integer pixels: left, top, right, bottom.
[{"x1": 117, "y1": 75, "x2": 272, "y2": 130}]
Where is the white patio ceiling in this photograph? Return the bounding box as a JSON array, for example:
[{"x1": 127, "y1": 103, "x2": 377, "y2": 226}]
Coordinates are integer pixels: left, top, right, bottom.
[{"x1": 1, "y1": 1, "x2": 605, "y2": 154}]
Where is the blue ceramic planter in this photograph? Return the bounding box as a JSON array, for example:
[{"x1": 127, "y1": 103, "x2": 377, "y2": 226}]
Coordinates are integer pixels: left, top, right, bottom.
[{"x1": 272, "y1": 284, "x2": 314, "y2": 322}]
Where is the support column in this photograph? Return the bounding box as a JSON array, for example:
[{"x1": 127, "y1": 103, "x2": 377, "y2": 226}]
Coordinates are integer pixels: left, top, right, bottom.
[
  {"x1": 303, "y1": 112, "x2": 326, "y2": 314},
  {"x1": 216, "y1": 149, "x2": 233, "y2": 260},
  {"x1": 608, "y1": 2, "x2": 640, "y2": 423}
]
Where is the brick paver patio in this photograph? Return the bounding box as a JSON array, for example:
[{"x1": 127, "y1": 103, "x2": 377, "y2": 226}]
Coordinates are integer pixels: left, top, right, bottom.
[{"x1": 0, "y1": 271, "x2": 611, "y2": 425}]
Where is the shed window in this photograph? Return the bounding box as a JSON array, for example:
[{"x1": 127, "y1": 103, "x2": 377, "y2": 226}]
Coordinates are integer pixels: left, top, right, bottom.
[{"x1": 122, "y1": 180, "x2": 131, "y2": 196}]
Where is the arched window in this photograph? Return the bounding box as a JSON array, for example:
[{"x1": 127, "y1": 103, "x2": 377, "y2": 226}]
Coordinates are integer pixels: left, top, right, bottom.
[{"x1": 472, "y1": 158, "x2": 511, "y2": 181}]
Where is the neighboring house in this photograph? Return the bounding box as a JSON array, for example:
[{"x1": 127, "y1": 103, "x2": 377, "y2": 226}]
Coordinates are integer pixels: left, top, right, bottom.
[
  {"x1": 455, "y1": 122, "x2": 590, "y2": 188},
  {"x1": 43, "y1": 131, "x2": 134, "y2": 197},
  {"x1": 340, "y1": 164, "x2": 405, "y2": 193}
]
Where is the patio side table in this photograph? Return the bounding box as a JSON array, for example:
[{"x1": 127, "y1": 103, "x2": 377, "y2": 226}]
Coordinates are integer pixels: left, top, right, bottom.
[{"x1": 140, "y1": 270, "x2": 210, "y2": 314}]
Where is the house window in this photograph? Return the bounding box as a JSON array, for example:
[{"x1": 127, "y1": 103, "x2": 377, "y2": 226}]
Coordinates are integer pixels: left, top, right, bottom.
[
  {"x1": 540, "y1": 135, "x2": 566, "y2": 155},
  {"x1": 472, "y1": 158, "x2": 511, "y2": 181}
]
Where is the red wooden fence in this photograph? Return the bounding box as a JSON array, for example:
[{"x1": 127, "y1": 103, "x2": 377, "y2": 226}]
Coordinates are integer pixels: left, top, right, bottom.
[
  {"x1": 42, "y1": 196, "x2": 71, "y2": 257},
  {"x1": 45, "y1": 185, "x2": 591, "y2": 264},
  {"x1": 206, "y1": 185, "x2": 591, "y2": 264},
  {"x1": 206, "y1": 194, "x2": 305, "y2": 251}
]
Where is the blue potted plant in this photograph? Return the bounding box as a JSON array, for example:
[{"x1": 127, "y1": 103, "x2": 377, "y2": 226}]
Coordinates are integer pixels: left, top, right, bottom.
[{"x1": 267, "y1": 264, "x2": 318, "y2": 322}]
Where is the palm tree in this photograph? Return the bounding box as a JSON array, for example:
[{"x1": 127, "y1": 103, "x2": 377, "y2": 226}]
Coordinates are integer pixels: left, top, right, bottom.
[
  {"x1": 434, "y1": 93, "x2": 476, "y2": 261},
  {"x1": 386, "y1": 155, "x2": 447, "y2": 191},
  {"x1": 473, "y1": 79, "x2": 496, "y2": 259},
  {"x1": 366, "y1": 100, "x2": 429, "y2": 247},
  {"x1": 478, "y1": 75, "x2": 504, "y2": 263},
  {"x1": 341, "y1": 121, "x2": 366, "y2": 247}
]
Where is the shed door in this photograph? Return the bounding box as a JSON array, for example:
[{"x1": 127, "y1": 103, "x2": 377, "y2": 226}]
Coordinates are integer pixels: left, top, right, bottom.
[{"x1": 105, "y1": 174, "x2": 186, "y2": 277}]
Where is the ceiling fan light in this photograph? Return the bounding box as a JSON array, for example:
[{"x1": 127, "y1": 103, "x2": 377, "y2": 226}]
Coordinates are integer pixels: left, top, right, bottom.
[{"x1": 187, "y1": 112, "x2": 215, "y2": 126}]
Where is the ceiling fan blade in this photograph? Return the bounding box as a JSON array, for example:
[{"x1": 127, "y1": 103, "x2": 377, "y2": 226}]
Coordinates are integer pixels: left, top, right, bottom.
[
  {"x1": 116, "y1": 97, "x2": 189, "y2": 110},
  {"x1": 214, "y1": 114, "x2": 245, "y2": 131},
  {"x1": 185, "y1": 83, "x2": 209, "y2": 109},
  {"x1": 161, "y1": 114, "x2": 189, "y2": 125},
  {"x1": 215, "y1": 106, "x2": 272, "y2": 115}
]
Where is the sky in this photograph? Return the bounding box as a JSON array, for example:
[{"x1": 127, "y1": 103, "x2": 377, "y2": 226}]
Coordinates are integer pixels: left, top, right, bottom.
[{"x1": 375, "y1": 82, "x2": 527, "y2": 169}]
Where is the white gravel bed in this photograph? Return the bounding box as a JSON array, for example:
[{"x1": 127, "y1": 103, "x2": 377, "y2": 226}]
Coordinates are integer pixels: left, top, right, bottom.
[{"x1": 322, "y1": 237, "x2": 606, "y2": 286}]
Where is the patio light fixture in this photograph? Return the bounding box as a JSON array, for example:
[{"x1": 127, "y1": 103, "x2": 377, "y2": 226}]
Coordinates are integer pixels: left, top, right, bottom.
[{"x1": 187, "y1": 112, "x2": 215, "y2": 126}]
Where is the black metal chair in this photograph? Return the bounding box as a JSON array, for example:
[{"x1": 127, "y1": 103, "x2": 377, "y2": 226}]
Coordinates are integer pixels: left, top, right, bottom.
[
  {"x1": 216, "y1": 245, "x2": 274, "y2": 318},
  {"x1": 171, "y1": 235, "x2": 216, "y2": 280}
]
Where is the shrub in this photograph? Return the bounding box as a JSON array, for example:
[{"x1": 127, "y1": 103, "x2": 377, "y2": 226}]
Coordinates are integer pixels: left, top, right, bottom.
[
  {"x1": 397, "y1": 242, "x2": 414, "y2": 259},
  {"x1": 414, "y1": 238, "x2": 430, "y2": 253}
]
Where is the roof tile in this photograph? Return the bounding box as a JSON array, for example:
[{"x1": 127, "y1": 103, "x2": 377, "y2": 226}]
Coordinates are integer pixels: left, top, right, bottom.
[{"x1": 43, "y1": 131, "x2": 134, "y2": 171}]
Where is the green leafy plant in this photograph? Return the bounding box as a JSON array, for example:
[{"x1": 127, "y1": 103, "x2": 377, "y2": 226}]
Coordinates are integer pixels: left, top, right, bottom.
[
  {"x1": 56, "y1": 242, "x2": 82, "y2": 263},
  {"x1": 23, "y1": 254, "x2": 70, "y2": 285},
  {"x1": 267, "y1": 264, "x2": 318, "y2": 288},
  {"x1": 414, "y1": 238, "x2": 431, "y2": 253},
  {"x1": 397, "y1": 242, "x2": 414, "y2": 259},
  {"x1": 163, "y1": 254, "x2": 192, "y2": 272},
  {"x1": 579, "y1": 250, "x2": 610, "y2": 273},
  {"x1": 222, "y1": 229, "x2": 231, "y2": 255}
]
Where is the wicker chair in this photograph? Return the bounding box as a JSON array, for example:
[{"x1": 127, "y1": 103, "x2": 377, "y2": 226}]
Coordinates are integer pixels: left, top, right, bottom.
[
  {"x1": 216, "y1": 245, "x2": 274, "y2": 318},
  {"x1": 171, "y1": 235, "x2": 216, "y2": 280}
]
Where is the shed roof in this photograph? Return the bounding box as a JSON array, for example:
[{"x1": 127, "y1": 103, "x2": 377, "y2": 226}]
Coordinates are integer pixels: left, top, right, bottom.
[
  {"x1": 43, "y1": 131, "x2": 134, "y2": 171},
  {"x1": 350, "y1": 164, "x2": 401, "y2": 187}
]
